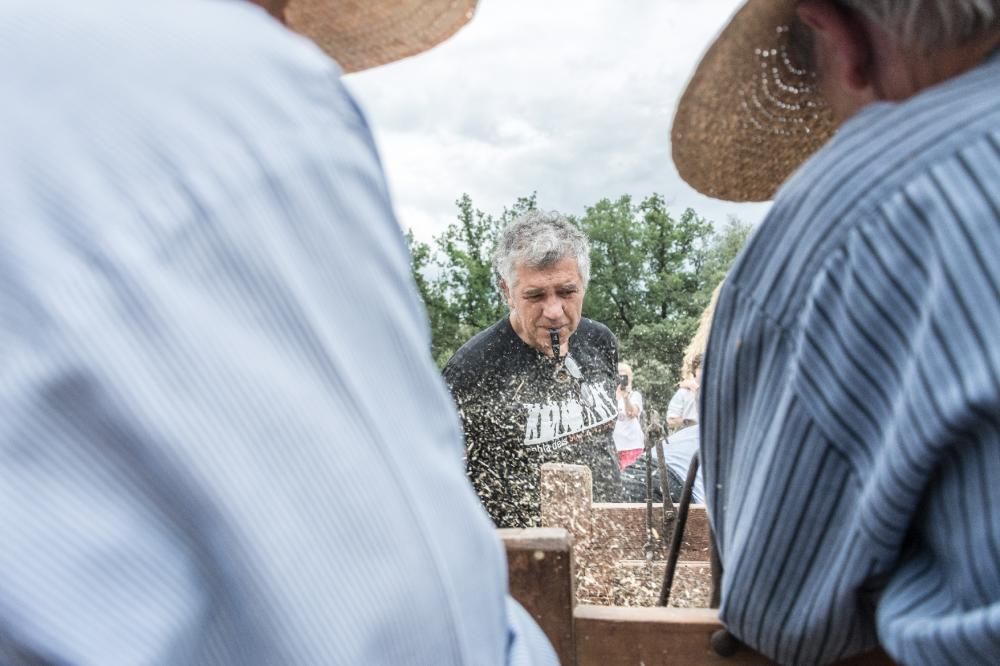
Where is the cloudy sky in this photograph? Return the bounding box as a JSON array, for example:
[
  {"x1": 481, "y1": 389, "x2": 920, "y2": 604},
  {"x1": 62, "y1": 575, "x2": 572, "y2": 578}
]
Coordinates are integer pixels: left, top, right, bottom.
[{"x1": 344, "y1": 0, "x2": 772, "y2": 244}]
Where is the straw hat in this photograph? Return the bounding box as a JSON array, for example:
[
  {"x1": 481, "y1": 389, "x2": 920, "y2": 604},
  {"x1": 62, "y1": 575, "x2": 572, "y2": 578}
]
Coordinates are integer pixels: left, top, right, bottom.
[
  {"x1": 283, "y1": 0, "x2": 477, "y2": 73},
  {"x1": 671, "y1": 0, "x2": 836, "y2": 202}
]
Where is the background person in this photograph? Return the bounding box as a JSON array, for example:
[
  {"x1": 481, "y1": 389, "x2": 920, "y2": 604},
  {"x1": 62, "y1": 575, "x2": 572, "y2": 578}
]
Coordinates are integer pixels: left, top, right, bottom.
[
  {"x1": 0, "y1": 1, "x2": 557, "y2": 664},
  {"x1": 620, "y1": 289, "x2": 720, "y2": 505},
  {"x1": 613, "y1": 362, "x2": 645, "y2": 469},
  {"x1": 444, "y1": 211, "x2": 623, "y2": 528},
  {"x1": 673, "y1": 0, "x2": 1000, "y2": 663},
  {"x1": 665, "y1": 281, "x2": 723, "y2": 433},
  {"x1": 665, "y1": 355, "x2": 701, "y2": 431}
]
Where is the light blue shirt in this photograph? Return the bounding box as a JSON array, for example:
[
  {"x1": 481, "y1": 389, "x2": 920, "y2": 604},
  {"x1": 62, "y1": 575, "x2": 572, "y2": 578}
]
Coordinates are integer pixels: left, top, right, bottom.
[
  {"x1": 0, "y1": 1, "x2": 556, "y2": 664},
  {"x1": 703, "y1": 51, "x2": 1000, "y2": 665}
]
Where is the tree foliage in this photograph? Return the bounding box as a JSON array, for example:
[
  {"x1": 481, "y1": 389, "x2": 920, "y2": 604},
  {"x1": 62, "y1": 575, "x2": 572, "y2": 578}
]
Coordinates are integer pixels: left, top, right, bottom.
[
  {"x1": 407, "y1": 193, "x2": 538, "y2": 366},
  {"x1": 407, "y1": 193, "x2": 751, "y2": 410},
  {"x1": 579, "y1": 194, "x2": 721, "y2": 409}
]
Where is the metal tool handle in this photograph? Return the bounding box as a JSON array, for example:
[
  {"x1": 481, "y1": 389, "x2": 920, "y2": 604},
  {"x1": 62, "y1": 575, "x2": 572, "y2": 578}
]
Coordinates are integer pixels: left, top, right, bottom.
[
  {"x1": 642, "y1": 410, "x2": 665, "y2": 559},
  {"x1": 657, "y1": 452, "x2": 742, "y2": 657},
  {"x1": 658, "y1": 450, "x2": 699, "y2": 607}
]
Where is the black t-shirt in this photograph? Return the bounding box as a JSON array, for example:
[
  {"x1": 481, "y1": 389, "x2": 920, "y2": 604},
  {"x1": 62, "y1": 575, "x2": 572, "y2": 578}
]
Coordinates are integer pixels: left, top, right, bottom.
[{"x1": 443, "y1": 316, "x2": 623, "y2": 528}]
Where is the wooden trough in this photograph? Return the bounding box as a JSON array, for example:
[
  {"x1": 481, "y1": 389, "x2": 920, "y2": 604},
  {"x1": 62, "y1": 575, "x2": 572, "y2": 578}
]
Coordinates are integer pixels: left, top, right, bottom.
[{"x1": 500, "y1": 463, "x2": 894, "y2": 665}]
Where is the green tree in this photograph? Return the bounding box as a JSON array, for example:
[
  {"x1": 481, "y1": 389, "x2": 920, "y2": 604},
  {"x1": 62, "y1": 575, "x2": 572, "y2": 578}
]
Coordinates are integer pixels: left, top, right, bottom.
[
  {"x1": 697, "y1": 215, "x2": 753, "y2": 301},
  {"x1": 406, "y1": 229, "x2": 456, "y2": 364},
  {"x1": 578, "y1": 195, "x2": 646, "y2": 334},
  {"x1": 578, "y1": 194, "x2": 719, "y2": 409},
  {"x1": 641, "y1": 199, "x2": 714, "y2": 323},
  {"x1": 409, "y1": 193, "x2": 537, "y2": 366}
]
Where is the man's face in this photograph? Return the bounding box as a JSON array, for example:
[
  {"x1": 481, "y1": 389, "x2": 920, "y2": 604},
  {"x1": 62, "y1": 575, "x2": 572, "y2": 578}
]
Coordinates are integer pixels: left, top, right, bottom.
[{"x1": 504, "y1": 257, "x2": 585, "y2": 355}]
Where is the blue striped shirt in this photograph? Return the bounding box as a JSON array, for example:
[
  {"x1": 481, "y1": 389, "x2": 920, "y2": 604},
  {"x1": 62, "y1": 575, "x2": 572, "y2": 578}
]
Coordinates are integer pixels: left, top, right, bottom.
[
  {"x1": 0, "y1": 1, "x2": 556, "y2": 664},
  {"x1": 702, "y1": 51, "x2": 1000, "y2": 665}
]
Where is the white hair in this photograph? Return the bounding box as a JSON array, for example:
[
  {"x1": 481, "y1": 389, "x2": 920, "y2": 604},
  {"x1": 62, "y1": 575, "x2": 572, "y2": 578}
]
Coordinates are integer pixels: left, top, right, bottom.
[
  {"x1": 492, "y1": 210, "x2": 590, "y2": 294},
  {"x1": 840, "y1": 0, "x2": 1000, "y2": 51}
]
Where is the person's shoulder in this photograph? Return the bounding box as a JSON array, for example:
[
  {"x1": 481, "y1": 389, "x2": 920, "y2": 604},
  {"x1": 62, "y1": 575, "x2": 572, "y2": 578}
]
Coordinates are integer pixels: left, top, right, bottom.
[
  {"x1": 574, "y1": 318, "x2": 618, "y2": 372},
  {"x1": 731, "y1": 69, "x2": 1000, "y2": 330},
  {"x1": 790, "y1": 57, "x2": 1000, "y2": 216},
  {"x1": 4, "y1": 0, "x2": 354, "y2": 165},
  {"x1": 12, "y1": 0, "x2": 335, "y2": 83},
  {"x1": 678, "y1": 377, "x2": 699, "y2": 391},
  {"x1": 669, "y1": 386, "x2": 692, "y2": 401},
  {"x1": 442, "y1": 318, "x2": 513, "y2": 388},
  {"x1": 577, "y1": 318, "x2": 618, "y2": 345}
]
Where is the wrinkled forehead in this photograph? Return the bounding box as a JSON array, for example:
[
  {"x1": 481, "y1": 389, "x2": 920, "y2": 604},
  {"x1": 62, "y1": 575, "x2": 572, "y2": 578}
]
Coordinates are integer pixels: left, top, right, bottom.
[{"x1": 512, "y1": 256, "x2": 582, "y2": 291}]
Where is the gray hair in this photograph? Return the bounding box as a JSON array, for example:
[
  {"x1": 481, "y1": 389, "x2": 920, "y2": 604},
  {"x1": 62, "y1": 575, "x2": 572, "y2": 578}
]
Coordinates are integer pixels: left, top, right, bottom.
[
  {"x1": 492, "y1": 210, "x2": 591, "y2": 294},
  {"x1": 839, "y1": 0, "x2": 1000, "y2": 51}
]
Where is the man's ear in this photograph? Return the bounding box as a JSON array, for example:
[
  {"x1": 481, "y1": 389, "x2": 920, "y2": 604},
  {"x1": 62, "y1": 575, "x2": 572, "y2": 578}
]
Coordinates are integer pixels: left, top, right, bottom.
[
  {"x1": 500, "y1": 280, "x2": 514, "y2": 309},
  {"x1": 797, "y1": 0, "x2": 875, "y2": 98},
  {"x1": 251, "y1": 0, "x2": 288, "y2": 23}
]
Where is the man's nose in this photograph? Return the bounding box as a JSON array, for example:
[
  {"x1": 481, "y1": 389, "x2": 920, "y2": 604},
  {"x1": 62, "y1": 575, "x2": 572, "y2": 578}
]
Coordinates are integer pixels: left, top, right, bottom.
[{"x1": 541, "y1": 297, "x2": 563, "y2": 321}]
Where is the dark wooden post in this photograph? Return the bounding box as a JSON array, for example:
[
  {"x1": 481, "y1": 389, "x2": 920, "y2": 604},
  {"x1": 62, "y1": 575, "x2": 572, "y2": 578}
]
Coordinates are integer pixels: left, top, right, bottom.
[{"x1": 500, "y1": 527, "x2": 576, "y2": 666}]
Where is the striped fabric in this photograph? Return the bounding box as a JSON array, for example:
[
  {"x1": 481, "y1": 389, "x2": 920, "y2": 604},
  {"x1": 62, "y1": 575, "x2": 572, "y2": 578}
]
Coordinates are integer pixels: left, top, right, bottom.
[
  {"x1": 702, "y1": 52, "x2": 1000, "y2": 665},
  {"x1": 0, "y1": 1, "x2": 556, "y2": 664}
]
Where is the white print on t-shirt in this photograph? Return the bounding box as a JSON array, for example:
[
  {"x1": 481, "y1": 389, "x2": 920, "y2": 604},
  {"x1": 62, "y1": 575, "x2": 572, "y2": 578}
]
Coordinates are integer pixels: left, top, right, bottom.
[
  {"x1": 534, "y1": 439, "x2": 572, "y2": 455},
  {"x1": 521, "y1": 382, "x2": 618, "y2": 446}
]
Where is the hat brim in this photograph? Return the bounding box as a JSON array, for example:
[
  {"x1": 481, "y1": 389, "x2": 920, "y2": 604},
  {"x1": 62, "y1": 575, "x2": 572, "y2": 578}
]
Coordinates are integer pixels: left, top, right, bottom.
[
  {"x1": 671, "y1": 0, "x2": 835, "y2": 202},
  {"x1": 285, "y1": 0, "x2": 477, "y2": 73}
]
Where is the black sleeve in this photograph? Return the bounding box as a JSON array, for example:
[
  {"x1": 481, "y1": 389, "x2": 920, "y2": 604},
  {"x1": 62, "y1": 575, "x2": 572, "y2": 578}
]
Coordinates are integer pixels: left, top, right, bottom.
[
  {"x1": 611, "y1": 331, "x2": 620, "y2": 374},
  {"x1": 443, "y1": 362, "x2": 515, "y2": 526}
]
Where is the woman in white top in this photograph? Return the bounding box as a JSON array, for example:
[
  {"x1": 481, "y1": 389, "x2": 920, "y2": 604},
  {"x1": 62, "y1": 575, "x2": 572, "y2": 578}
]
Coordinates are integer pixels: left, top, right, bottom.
[
  {"x1": 666, "y1": 354, "x2": 702, "y2": 432},
  {"x1": 613, "y1": 362, "x2": 644, "y2": 469},
  {"x1": 623, "y1": 283, "x2": 723, "y2": 503}
]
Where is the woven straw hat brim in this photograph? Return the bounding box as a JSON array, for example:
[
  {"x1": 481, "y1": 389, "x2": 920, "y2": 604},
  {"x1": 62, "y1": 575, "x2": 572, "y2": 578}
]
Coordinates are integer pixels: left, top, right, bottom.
[
  {"x1": 285, "y1": 0, "x2": 477, "y2": 73},
  {"x1": 671, "y1": 0, "x2": 835, "y2": 202}
]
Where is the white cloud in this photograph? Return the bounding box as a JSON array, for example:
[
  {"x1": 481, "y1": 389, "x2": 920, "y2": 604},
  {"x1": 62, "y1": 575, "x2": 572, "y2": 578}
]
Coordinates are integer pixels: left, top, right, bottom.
[{"x1": 344, "y1": 0, "x2": 771, "y2": 244}]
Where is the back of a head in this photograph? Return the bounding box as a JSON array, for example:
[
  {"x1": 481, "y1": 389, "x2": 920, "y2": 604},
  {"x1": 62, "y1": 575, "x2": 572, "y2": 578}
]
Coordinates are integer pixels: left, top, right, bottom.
[{"x1": 838, "y1": 0, "x2": 1000, "y2": 52}]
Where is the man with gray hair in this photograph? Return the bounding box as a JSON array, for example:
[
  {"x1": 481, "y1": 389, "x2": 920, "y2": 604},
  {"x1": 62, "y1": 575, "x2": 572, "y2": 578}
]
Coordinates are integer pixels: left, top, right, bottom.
[
  {"x1": 443, "y1": 211, "x2": 622, "y2": 528},
  {"x1": 672, "y1": 0, "x2": 1000, "y2": 663}
]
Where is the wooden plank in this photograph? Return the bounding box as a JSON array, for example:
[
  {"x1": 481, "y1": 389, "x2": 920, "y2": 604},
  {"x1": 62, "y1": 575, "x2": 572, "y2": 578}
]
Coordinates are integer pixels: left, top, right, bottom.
[
  {"x1": 500, "y1": 528, "x2": 576, "y2": 666},
  {"x1": 500, "y1": 527, "x2": 571, "y2": 552},
  {"x1": 575, "y1": 606, "x2": 769, "y2": 665},
  {"x1": 593, "y1": 503, "x2": 711, "y2": 562},
  {"x1": 574, "y1": 606, "x2": 895, "y2": 666}
]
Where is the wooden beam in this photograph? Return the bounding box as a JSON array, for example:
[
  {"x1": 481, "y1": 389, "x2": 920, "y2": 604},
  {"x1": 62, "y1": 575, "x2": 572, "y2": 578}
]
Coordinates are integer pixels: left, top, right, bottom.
[
  {"x1": 501, "y1": 527, "x2": 576, "y2": 666},
  {"x1": 574, "y1": 606, "x2": 895, "y2": 666}
]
